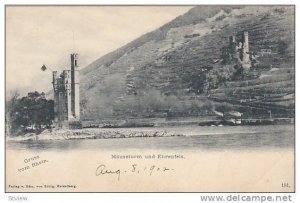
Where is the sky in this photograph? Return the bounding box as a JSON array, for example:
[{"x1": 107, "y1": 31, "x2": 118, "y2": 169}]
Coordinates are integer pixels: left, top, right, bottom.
[{"x1": 6, "y1": 6, "x2": 192, "y2": 96}]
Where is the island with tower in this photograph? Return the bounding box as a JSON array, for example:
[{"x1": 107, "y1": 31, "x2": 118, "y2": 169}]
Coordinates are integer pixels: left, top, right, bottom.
[{"x1": 52, "y1": 53, "x2": 81, "y2": 129}]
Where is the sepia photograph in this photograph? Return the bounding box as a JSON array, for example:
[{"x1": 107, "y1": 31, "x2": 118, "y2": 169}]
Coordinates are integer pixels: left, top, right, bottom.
[{"x1": 5, "y1": 5, "x2": 295, "y2": 193}]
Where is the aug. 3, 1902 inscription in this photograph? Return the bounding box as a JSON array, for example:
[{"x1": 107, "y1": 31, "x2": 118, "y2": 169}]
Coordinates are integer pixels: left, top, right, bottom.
[{"x1": 95, "y1": 163, "x2": 175, "y2": 181}]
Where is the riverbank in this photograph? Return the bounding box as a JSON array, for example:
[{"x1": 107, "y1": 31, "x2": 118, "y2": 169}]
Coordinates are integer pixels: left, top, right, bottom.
[
  {"x1": 6, "y1": 128, "x2": 184, "y2": 141},
  {"x1": 6, "y1": 124, "x2": 294, "y2": 143}
]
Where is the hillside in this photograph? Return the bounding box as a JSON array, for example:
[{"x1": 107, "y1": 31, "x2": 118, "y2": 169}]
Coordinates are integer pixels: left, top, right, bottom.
[{"x1": 80, "y1": 6, "x2": 294, "y2": 121}]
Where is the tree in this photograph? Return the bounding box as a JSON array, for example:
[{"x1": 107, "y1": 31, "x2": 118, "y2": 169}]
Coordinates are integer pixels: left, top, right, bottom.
[
  {"x1": 5, "y1": 90, "x2": 20, "y2": 136},
  {"x1": 7, "y1": 91, "x2": 54, "y2": 136}
]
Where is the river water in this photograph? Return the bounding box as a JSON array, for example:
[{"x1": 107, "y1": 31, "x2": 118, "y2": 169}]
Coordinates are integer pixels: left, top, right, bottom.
[
  {"x1": 6, "y1": 124, "x2": 295, "y2": 192},
  {"x1": 6, "y1": 125, "x2": 294, "y2": 152}
]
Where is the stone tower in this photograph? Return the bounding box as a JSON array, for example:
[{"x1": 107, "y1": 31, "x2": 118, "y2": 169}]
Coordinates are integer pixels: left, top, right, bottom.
[
  {"x1": 229, "y1": 31, "x2": 251, "y2": 69},
  {"x1": 52, "y1": 70, "x2": 72, "y2": 127},
  {"x1": 52, "y1": 53, "x2": 81, "y2": 128},
  {"x1": 70, "y1": 53, "x2": 80, "y2": 120},
  {"x1": 242, "y1": 31, "x2": 250, "y2": 64},
  {"x1": 229, "y1": 36, "x2": 236, "y2": 46},
  {"x1": 63, "y1": 70, "x2": 72, "y2": 120}
]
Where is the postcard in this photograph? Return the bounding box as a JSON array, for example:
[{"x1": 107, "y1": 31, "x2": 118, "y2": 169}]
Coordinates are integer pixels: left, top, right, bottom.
[{"x1": 5, "y1": 5, "x2": 295, "y2": 192}]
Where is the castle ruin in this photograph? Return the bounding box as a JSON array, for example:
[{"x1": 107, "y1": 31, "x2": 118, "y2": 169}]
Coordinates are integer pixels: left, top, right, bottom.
[
  {"x1": 229, "y1": 31, "x2": 251, "y2": 69},
  {"x1": 52, "y1": 53, "x2": 81, "y2": 128}
]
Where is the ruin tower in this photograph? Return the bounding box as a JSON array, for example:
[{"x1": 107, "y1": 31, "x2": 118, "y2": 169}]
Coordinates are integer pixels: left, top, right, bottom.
[
  {"x1": 70, "y1": 53, "x2": 80, "y2": 120},
  {"x1": 52, "y1": 71, "x2": 58, "y2": 90},
  {"x1": 229, "y1": 35, "x2": 238, "y2": 60},
  {"x1": 52, "y1": 53, "x2": 81, "y2": 129},
  {"x1": 63, "y1": 70, "x2": 72, "y2": 120},
  {"x1": 242, "y1": 31, "x2": 250, "y2": 64},
  {"x1": 229, "y1": 36, "x2": 236, "y2": 47},
  {"x1": 52, "y1": 71, "x2": 58, "y2": 124},
  {"x1": 52, "y1": 70, "x2": 72, "y2": 127}
]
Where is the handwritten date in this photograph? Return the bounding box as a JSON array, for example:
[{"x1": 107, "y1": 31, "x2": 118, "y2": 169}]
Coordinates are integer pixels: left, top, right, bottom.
[{"x1": 95, "y1": 164, "x2": 175, "y2": 181}]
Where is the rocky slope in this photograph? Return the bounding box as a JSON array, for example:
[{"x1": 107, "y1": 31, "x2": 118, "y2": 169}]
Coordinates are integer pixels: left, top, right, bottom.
[{"x1": 80, "y1": 6, "x2": 295, "y2": 121}]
